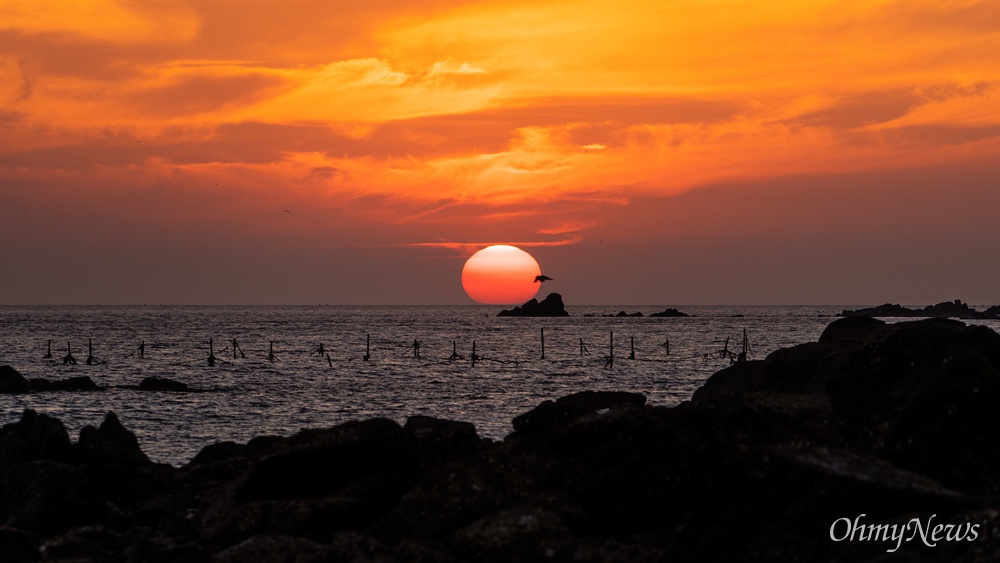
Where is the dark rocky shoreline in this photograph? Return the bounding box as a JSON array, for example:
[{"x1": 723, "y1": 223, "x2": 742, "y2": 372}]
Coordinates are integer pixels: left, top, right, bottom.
[{"x1": 2, "y1": 316, "x2": 999, "y2": 562}]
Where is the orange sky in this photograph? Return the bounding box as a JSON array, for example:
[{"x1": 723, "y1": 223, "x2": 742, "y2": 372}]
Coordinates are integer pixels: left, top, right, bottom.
[{"x1": 1, "y1": 0, "x2": 998, "y2": 305}]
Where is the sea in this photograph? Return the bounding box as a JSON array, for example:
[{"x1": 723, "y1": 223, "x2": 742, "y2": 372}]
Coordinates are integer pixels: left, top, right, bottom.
[{"x1": 3, "y1": 305, "x2": 998, "y2": 466}]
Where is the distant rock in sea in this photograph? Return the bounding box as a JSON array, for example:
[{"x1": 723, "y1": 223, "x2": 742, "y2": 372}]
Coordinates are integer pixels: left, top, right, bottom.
[
  {"x1": 598, "y1": 308, "x2": 689, "y2": 317},
  {"x1": 497, "y1": 293, "x2": 569, "y2": 317},
  {"x1": 650, "y1": 308, "x2": 690, "y2": 317},
  {"x1": 840, "y1": 299, "x2": 1000, "y2": 320},
  {"x1": 2, "y1": 366, "x2": 103, "y2": 394},
  {"x1": 138, "y1": 376, "x2": 192, "y2": 392},
  {"x1": 29, "y1": 376, "x2": 102, "y2": 392}
]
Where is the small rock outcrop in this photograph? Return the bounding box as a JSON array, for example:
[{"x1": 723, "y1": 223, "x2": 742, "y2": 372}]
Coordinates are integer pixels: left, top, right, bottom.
[
  {"x1": 497, "y1": 293, "x2": 569, "y2": 317},
  {"x1": 29, "y1": 376, "x2": 101, "y2": 391},
  {"x1": 0, "y1": 365, "x2": 32, "y2": 393},
  {"x1": 1, "y1": 368, "x2": 105, "y2": 393},
  {"x1": 649, "y1": 307, "x2": 690, "y2": 317},
  {"x1": 138, "y1": 376, "x2": 191, "y2": 392},
  {"x1": 0, "y1": 409, "x2": 74, "y2": 463},
  {"x1": 77, "y1": 412, "x2": 151, "y2": 466}
]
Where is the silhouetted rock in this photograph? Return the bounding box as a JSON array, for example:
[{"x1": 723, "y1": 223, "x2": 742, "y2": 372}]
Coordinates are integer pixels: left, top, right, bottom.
[
  {"x1": 610, "y1": 310, "x2": 643, "y2": 317},
  {"x1": 841, "y1": 299, "x2": 999, "y2": 319},
  {"x1": 138, "y1": 376, "x2": 191, "y2": 392},
  {"x1": 234, "y1": 418, "x2": 417, "y2": 504},
  {"x1": 0, "y1": 365, "x2": 32, "y2": 393},
  {"x1": 0, "y1": 461, "x2": 109, "y2": 534},
  {"x1": 29, "y1": 376, "x2": 101, "y2": 391},
  {"x1": 497, "y1": 293, "x2": 569, "y2": 317},
  {"x1": 77, "y1": 412, "x2": 151, "y2": 466},
  {"x1": 404, "y1": 415, "x2": 481, "y2": 464},
  {"x1": 511, "y1": 390, "x2": 646, "y2": 433},
  {"x1": 0, "y1": 409, "x2": 74, "y2": 464},
  {"x1": 840, "y1": 302, "x2": 914, "y2": 317},
  {"x1": 650, "y1": 308, "x2": 690, "y2": 317},
  {"x1": 817, "y1": 314, "x2": 886, "y2": 345}
]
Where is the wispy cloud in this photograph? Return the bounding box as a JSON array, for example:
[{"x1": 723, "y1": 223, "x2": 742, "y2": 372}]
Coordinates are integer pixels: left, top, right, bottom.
[{"x1": 401, "y1": 235, "x2": 584, "y2": 256}]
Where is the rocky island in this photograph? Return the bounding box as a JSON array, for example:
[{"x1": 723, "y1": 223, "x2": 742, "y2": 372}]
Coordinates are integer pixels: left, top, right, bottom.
[
  {"x1": 1, "y1": 316, "x2": 998, "y2": 561},
  {"x1": 841, "y1": 299, "x2": 1000, "y2": 320},
  {"x1": 497, "y1": 292, "x2": 569, "y2": 317}
]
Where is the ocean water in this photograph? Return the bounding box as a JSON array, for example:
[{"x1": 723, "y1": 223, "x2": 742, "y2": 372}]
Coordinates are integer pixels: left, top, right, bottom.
[{"x1": 2, "y1": 305, "x2": 997, "y2": 466}]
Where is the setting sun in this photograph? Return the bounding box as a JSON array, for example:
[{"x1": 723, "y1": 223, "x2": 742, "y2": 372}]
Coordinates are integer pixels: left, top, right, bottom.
[{"x1": 461, "y1": 245, "x2": 542, "y2": 304}]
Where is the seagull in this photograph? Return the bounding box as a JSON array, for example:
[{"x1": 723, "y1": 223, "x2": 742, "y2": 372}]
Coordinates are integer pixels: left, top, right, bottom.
[
  {"x1": 534, "y1": 275, "x2": 552, "y2": 283},
  {"x1": 282, "y1": 209, "x2": 290, "y2": 214}
]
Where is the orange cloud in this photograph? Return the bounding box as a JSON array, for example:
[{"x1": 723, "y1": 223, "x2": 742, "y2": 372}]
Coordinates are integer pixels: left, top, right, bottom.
[
  {"x1": 2, "y1": 0, "x2": 997, "y2": 248},
  {"x1": 0, "y1": 1, "x2": 199, "y2": 44}
]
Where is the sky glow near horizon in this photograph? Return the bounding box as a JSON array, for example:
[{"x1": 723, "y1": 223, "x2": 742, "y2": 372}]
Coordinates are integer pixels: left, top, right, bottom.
[{"x1": 0, "y1": 0, "x2": 998, "y2": 305}]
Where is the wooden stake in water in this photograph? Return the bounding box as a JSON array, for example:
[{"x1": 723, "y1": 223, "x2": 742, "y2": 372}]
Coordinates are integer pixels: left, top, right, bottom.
[
  {"x1": 125, "y1": 340, "x2": 144, "y2": 359},
  {"x1": 580, "y1": 338, "x2": 589, "y2": 356},
  {"x1": 363, "y1": 334, "x2": 371, "y2": 361},
  {"x1": 63, "y1": 342, "x2": 76, "y2": 365},
  {"x1": 449, "y1": 341, "x2": 463, "y2": 361},
  {"x1": 471, "y1": 340, "x2": 479, "y2": 367},
  {"x1": 44, "y1": 340, "x2": 53, "y2": 359},
  {"x1": 207, "y1": 339, "x2": 217, "y2": 367},
  {"x1": 629, "y1": 336, "x2": 635, "y2": 360},
  {"x1": 267, "y1": 341, "x2": 277, "y2": 362},
  {"x1": 233, "y1": 338, "x2": 245, "y2": 359},
  {"x1": 604, "y1": 331, "x2": 614, "y2": 369},
  {"x1": 86, "y1": 338, "x2": 94, "y2": 365}
]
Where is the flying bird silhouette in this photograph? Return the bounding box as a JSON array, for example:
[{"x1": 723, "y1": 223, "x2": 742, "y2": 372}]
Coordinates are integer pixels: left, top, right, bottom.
[{"x1": 534, "y1": 275, "x2": 552, "y2": 283}]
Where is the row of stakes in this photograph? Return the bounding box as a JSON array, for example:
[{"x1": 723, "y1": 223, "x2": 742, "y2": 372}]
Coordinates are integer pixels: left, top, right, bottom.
[{"x1": 43, "y1": 328, "x2": 750, "y2": 370}]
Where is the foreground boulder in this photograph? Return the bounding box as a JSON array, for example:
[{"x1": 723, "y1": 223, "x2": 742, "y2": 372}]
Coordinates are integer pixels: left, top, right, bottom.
[
  {"x1": 0, "y1": 409, "x2": 73, "y2": 464},
  {"x1": 77, "y1": 412, "x2": 151, "y2": 466},
  {"x1": 511, "y1": 390, "x2": 646, "y2": 432},
  {"x1": 0, "y1": 317, "x2": 997, "y2": 561}
]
